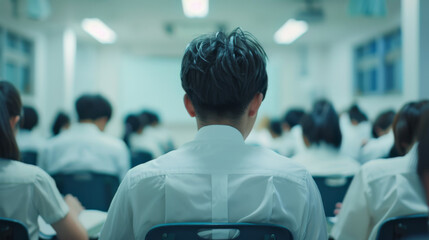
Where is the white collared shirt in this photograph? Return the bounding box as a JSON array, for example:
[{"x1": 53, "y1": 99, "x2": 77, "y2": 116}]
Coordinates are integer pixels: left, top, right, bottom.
[
  {"x1": 359, "y1": 131, "x2": 394, "y2": 164},
  {"x1": 331, "y1": 146, "x2": 428, "y2": 240},
  {"x1": 292, "y1": 144, "x2": 361, "y2": 176},
  {"x1": 0, "y1": 160, "x2": 69, "y2": 240},
  {"x1": 100, "y1": 125, "x2": 327, "y2": 240},
  {"x1": 39, "y1": 123, "x2": 130, "y2": 180},
  {"x1": 16, "y1": 129, "x2": 46, "y2": 152}
]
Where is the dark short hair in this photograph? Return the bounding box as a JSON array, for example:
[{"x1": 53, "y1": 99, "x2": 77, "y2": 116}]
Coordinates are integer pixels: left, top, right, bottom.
[
  {"x1": 348, "y1": 104, "x2": 368, "y2": 123},
  {"x1": 141, "y1": 110, "x2": 160, "y2": 125},
  {"x1": 181, "y1": 28, "x2": 268, "y2": 121},
  {"x1": 75, "y1": 94, "x2": 112, "y2": 121},
  {"x1": 0, "y1": 81, "x2": 22, "y2": 160},
  {"x1": 417, "y1": 111, "x2": 429, "y2": 179},
  {"x1": 392, "y1": 100, "x2": 429, "y2": 155},
  {"x1": 283, "y1": 108, "x2": 305, "y2": 128},
  {"x1": 269, "y1": 119, "x2": 283, "y2": 136},
  {"x1": 372, "y1": 110, "x2": 396, "y2": 138},
  {"x1": 20, "y1": 106, "x2": 39, "y2": 131},
  {"x1": 52, "y1": 112, "x2": 70, "y2": 136},
  {"x1": 301, "y1": 99, "x2": 342, "y2": 148}
]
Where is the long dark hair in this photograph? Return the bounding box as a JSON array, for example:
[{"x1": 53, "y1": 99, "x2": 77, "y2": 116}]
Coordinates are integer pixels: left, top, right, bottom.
[{"x1": 0, "y1": 81, "x2": 22, "y2": 160}]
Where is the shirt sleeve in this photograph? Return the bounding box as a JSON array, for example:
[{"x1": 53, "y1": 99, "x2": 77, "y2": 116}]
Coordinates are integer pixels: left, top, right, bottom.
[
  {"x1": 33, "y1": 169, "x2": 69, "y2": 224},
  {"x1": 300, "y1": 172, "x2": 329, "y2": 240},
  {"x1": 330, "y1": 169, "x2": 371, "y2": 240},
  {"x1": 99, "y1": 173, "x2": 134, "y2": 240}
]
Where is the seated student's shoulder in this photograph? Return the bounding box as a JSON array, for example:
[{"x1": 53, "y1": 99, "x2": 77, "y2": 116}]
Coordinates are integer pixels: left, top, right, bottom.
[
  {"x1": 0, "y1": 160, "x2": 53, "y2": 185},
  {"x1": 98, "y1": 133, "x2": 128, "y2": 151},
  {"x1": 360, "y1": 155, "x2": 410, "y2": 182}
]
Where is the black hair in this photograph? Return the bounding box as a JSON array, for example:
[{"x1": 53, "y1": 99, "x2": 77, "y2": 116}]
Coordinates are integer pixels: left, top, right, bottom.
[
  {"x1": 0, "y1": 81, "x2": 22, "y2": 160},
  {"x1": 20, "y1": 106, "x2": 38, "y2": 131},
  {"x1": 269, "y1": 119, "x2": 283, "y2": 137},
  {"x1": 123, "y1": 114, "x2": 141, "y2": 148},
  {"x1": 417, "y1": 111, "x2": 429, "y2": 179},
  {"x1": 283, "y1": 108, "x2": 306, "y2": 128},
  {"x1": 181, "y1": 28, "x2": 268, "y2": 121},
  {"x1": 52, "y1": 112, "x2": 70, "y2": 136},
  {"x1": 301, "y1": 99, "x2": 342, "y2": 149},
  {"x1": 141, "y1": 110, "x2": 160, "y2": 125},
  {"x1": 392, "y1": 100, "x2": 429, "y2": 156},
  {"x1": 348, "y1": 104, "x2": 368, "y2": 123},
  {"x1": 75, "y1": 94, "x2": 112, "y2": 121},
  {"x1": 372, "y1": 110, "x2": 396, "y2": 138}
]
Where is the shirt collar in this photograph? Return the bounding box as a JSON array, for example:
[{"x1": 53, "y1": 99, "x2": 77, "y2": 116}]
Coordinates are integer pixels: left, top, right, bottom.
[
  {"x1": 194, "y1": 125, "x2": 245, "y2": 143},
  {"x1": 69, "y1": 122, "x2": 101, "y2": 134}
]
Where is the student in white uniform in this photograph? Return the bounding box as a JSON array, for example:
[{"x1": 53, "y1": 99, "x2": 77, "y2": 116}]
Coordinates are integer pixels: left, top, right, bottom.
[
  {"x1": 281, "y1": 108, "x2": 306, "y2": 157},
  {"x1": 39, "y1": 94, "x2": 130, "y2": 180},
  {"x1": 100, "y1": 28, "x2": 327, "y2": 240},
  {"x1": 293, "y1": 100, "x2": 360, "y2": 176},
  {"x1": 16, "y1": 106, "x2": 46, "y2": 152},
  {"x1": 331, "y1": 100, "x2": 429, "y2": 240},
  {"x1": 0, "y1": 81, "x2": 87, "y2": 240},
  {"x1": 359, "y1": 110, "x2": 396, "y2": 164}
]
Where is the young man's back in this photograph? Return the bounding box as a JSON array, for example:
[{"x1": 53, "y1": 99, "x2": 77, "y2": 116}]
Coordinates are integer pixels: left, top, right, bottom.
[
  {"x1": 100, "y1": 125, "x2": 326, "y2": 239},
  {"x1": 100, "y1": 28, "x2": 327, "y2": 240}
]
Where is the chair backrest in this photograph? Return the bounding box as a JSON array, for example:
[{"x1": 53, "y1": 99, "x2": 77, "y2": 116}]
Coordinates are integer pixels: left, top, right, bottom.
[
  {"x1": 0, "y1": 217, "x2": 30, "y2": 240},
  {"x1": 52, "y1": 172, "x2": 120, "y2": 211},
  {"x1": 131, "y1": 151, "x2": 154, "y2": 168},
  {"x1": 376, "y1": 214, "x2": 429, "y2": 240},
  {"x1": 20, "y1": 151, "x2": 38, "y2": 165},
  {"x1": 145, "y1": 223, "x2": 293, "y2": 240},
  {"x1": 313, "y1": 175, "x2": 354, "y2": 217}
]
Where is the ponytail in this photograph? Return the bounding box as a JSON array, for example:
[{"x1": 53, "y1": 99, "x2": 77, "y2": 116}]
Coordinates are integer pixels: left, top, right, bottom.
[{"x1": 0, "y1": 81, "x2": 22, "y2": 160}]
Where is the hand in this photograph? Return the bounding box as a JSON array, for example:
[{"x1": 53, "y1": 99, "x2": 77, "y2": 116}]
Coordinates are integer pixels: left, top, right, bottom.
[
  {"x1": 64, "y1": 194, "x2": 85, "y2": 217},
  {"x1": 334, "y1": 202, "x2": 342, "y2": 216}
]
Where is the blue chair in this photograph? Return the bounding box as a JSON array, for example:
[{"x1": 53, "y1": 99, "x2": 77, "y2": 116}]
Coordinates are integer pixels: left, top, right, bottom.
[
  {"x1": 20, "y1": 151, "x2": 38, "y2": 165},
  {"x1": 131, "y1": 151, "x2": 154, "y2": 168},
  {"x1": 52, "y1": 172, "x2": 120, "y2": 211},
  {"x1": 376, "y1": 214, "x2": 429, "y2": 240},
  {"x1": 0, "y1": 217, "x2": 30, "y2": 240},
  {"x1": 145, "y1": 223, "x2": 293, "y2": 240},
  {"x1": 313, "y1": 175, "x2": 354, "y2": 217}
]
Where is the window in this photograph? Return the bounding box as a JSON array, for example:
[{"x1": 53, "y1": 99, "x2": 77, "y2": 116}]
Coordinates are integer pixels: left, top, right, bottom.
[
  {"x1": 0, "y1": 27, "x2": 35, "y2": 95},
  {"x1": 354, "y1": 28, "x2": 402, "y2": 95}
]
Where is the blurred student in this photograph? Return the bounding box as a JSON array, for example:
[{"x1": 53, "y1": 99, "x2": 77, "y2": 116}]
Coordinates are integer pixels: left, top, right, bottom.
[
  {"x1": 331, "y1": 100, "x2": 429, "y2": 240},
  {"x1": 122, "y1": 114, "x2": 142, "y2": 149},
  {"x1": 16, "y1": 106, "x2": 46, "y2": 152},
  {"x1": 293, "y1": 100, "x2": 360, "y2": 176},
  {"x1": 100, "y1": 28, "x2": 327, "y2": 240},
  {"x1": 359, "y1": 110, "x2": 396, "y2": 163},
  {"x1": 282, "y1": 108, "x2": 306, "y2": 157},
  {"x1": 0, "y1": 81, "x2": 87, "y2": 240},
  {"x1": 39, "y1": 94, "x2": 130, "y2": 180},
  {"x1": 340, "y1": 104, "x2": 371, "y2": 160},
  {"x1": 52, "y1": 112, "x2": 71, "y2": 136},
  {"x1": 129, "y1": 111, "x2": 164, "y2": 157}
]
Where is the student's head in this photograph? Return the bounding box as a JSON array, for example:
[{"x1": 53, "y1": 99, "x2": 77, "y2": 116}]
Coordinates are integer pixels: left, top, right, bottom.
[
  {"x1": 301, "y1": 99, "x2": 342, "y2": 149},
  {"x1": 75, "y1": 94, "x2": 112, "y2": 131},
  {"x1": 20, "y1": 106, "x2": 38, "y2": 131},
  {"x1": 392, "y1": 100, "x2": 429, "y2": 156},
  {"x1": 282, "y1": 108, "x2": 305, "y2": 132},
  {"x1": 52, "y1": 112, "x2": 70, "y2": 136},
  {"x1": 348, "y1": 104, "x2": 368, "y2": 125},
  {"x1": 372, "y1": 110, "x2": 396, "y2": 138},
  {"x1": 268, "y1": 119, "x2": 282, "y2": 139},
  {"x1": 0, "y1": 81, "x2": 22, "y2": 160},
  {"x1": 141, "y1": 110, "x2": 160, "y2": 126},
  {"x1": 417, "y1": 111, "x2": 429, "y2": 207},
  {"x1": 124, "y1": 114, "x2": 142, "y2": 134},
  {"x1": 181, "y1": 28, "x2": 268, "y2": 138}
]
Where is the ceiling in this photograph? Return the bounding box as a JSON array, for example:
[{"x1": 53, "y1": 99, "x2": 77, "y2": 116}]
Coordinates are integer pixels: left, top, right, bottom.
[{"x1": 0, "y1": 0, "x2": 401, "y2": 55}]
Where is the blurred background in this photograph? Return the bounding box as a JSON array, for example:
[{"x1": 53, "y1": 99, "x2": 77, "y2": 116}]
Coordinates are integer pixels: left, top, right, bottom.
[{"x1": 0, "y1": 0, "x2": 427, "y2": 146}]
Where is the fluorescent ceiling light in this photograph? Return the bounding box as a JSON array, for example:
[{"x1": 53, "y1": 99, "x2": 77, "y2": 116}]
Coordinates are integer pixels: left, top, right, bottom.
[
  {"x1": 182, "y1": 0, "x2": 209, "y2": 18},
  {"x1": 81, "y1": 18, "x2": 117, "y2": 44},
  {"x1": 274, "y1": 19, "x2": 308, "y2": 44}
]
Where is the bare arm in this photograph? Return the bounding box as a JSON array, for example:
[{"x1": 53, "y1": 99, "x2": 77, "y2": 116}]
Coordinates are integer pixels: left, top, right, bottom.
[{"x1": 52, "y1": 195, "x2": 88, "y2": 240}]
